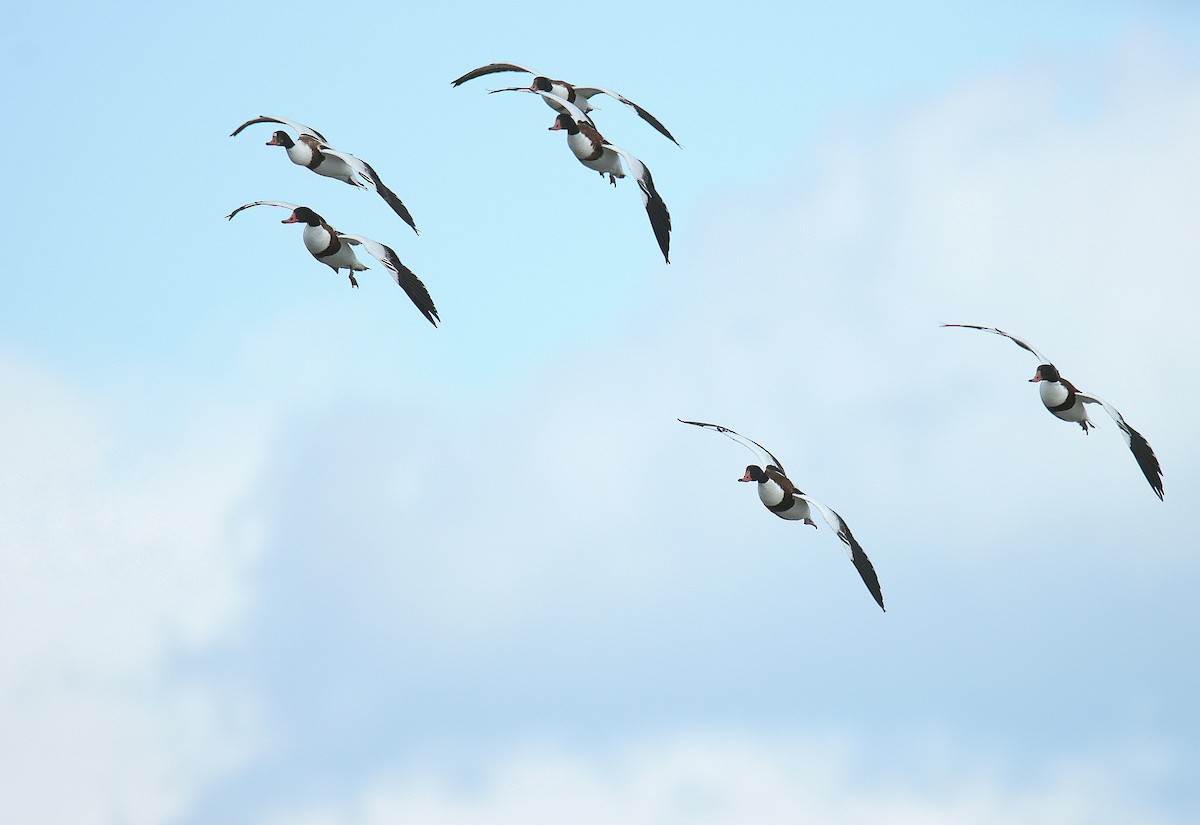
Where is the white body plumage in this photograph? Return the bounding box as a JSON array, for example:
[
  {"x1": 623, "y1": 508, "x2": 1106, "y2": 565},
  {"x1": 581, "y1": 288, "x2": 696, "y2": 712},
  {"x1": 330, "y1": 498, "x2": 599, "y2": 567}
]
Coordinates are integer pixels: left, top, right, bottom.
[
  {"x1": 566, "y1": 132, "x2": 624, "y2": 179},
  {"x1": 302, "y1": 224, "x2": 366, "y2": 272},
  {"x1": 1039, "y1": 380, "x2": 1090, "y2": 426}
]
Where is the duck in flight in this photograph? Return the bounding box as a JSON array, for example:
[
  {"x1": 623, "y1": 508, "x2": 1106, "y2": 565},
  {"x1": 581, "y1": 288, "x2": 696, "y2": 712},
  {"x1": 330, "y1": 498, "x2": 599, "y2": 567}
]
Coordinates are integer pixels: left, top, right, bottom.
[
  {"x1": 451, "y1": 62, "x2": 679, "y2": 146},
  {"x1": 495, "y1": 88, "x2": 672, "y2": 264},
  {"x1": 943, "y1": 324, "x2": 1162, "y2": 499},
  {"x1": 225, "y1": 201, "x2": 439, "y2": 326},
  {"x1": 230, "y1": 115, "x2": 418, "y2": 233},
  {"x1": 679, "y1": 419, "x2": 886, "y2": 611}
]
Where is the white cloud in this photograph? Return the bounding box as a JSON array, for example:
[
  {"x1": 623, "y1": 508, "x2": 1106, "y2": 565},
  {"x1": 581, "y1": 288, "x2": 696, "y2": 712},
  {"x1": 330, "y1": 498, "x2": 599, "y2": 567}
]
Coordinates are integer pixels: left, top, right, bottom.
[
  {"x1": 0, "y1": 354, "x2": 265, "y2": 825},
  {"x1": 255, "y1": 733, "x2": 1184, "y2": 825}
]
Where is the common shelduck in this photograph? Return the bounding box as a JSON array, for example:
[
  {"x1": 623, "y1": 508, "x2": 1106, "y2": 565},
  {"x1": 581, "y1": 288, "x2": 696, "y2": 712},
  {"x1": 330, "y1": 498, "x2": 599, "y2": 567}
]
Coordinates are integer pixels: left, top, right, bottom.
[
  {"x1": 230, "y1": 115, "x2": 418, "y2": 233},
  {"x1": 943, "y1": 324, "x2": 1162, "y2": 499},
  {"x1": 494, "y1": 89, "x2": 671, "y2": 263},
  {"x1": 452, "y1": 62, "x2": 679, "y2": 145},
  {"x1": 225, "y1": 201, "x2": 438, "y2": 326},
  {"x1": 679, "y1": 419, "x2": 886, "y2": 611}
]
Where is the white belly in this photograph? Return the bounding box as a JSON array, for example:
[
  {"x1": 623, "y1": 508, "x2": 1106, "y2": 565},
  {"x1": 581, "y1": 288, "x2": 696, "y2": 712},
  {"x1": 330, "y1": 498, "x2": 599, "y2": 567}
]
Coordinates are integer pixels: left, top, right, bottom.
[
  {"x1": 1040, "y1": 381, "x2": 1089, "y2": 423},
  {"x1": 773, "y1": 498, "x2": 812, "y2": 521},
  {"x1": 322, "y1": 243, "x2": 366, "y2": 271},
  {"x1": 757, "y1": 480, "x2": 811, "y2": 520},
  {"x1": 567, "y1": 133, "x2": 624, "y2": 178},
  {"x1": 757, "y1": 478, "x2": 785, "y2": 508},
  {"x1": 312, "y1": 154, "x2": 356, "y2": 185},
  {"x1": 285, "y1": 142, "x2": 317, "y2": 168},
  {"x1": 302, "y1": 226, "x2": 365, "y2": 271}
]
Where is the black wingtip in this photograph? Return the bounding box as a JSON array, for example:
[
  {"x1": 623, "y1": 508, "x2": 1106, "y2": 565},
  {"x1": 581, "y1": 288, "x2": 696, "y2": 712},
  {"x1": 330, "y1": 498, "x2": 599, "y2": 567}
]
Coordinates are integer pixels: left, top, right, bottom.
[
  {"x1": 645, "y1": 192, "x2": 671, "y2": 264},
  {"x1": 365, "y1": 172, "x2": 419, "y2": 234},
  {"x1": 1125, "y1": 425, "x2": 1164, "y2": 501},
  {"x1": 860, "y1": 563, "x2": 886, "y2": 612},
  {"x1": 842, "y1": 523, "x2": 886, "y2": 613}
]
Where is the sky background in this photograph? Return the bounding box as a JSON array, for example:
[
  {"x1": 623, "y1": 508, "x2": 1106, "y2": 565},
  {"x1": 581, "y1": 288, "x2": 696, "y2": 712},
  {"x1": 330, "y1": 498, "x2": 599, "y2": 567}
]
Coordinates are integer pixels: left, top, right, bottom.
[{"x1": 2, "y1": 1, "x2": 1199, "y2": 823}]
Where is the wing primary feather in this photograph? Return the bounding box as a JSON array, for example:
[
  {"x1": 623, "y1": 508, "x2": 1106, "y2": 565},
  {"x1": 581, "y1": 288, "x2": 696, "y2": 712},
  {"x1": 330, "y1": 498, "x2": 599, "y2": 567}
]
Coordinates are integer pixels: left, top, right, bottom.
[
  {"x1": 367, "y1": 169, "x2": 419, "y2": 233},
  {"x1": 677, "y1": 419, "x2": 785, "y2": 475},
  {"x1": 942, "y1": 324, "x2": 1053, "y2": 365},
  {"x1": 316, "y1": 149, "x2": 418, "y2": 233},
  {"x1": 225, "y1": 200, "x2": 303, "y2": 220},
  {"x1": 800, "y1": 495, "x2": 886, "y2": 611},
  {"x1": 575, "y1": 86, "x2": 679, "y2": 145},
  {"x1": 451, "y1": 62, "x2": 538, "y2": 87},
  {"x1": 1078, "y1": 393, "x2": 1164, "y2": 499},
  {"x1": 229, "y1": 115, "x2": 327, "y2": 142},
  {"x1": 607, "y1": 145, "x2": 671, "y2": 263},
  {"x1": 338, "y1": 233, "x2": 440, "y2": 327}
]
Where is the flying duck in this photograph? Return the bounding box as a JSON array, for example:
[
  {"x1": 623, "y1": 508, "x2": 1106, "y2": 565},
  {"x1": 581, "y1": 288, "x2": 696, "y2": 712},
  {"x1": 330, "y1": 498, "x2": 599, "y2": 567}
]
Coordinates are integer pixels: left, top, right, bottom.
[
  {"x1": 943, "y1": 324, "x2": 1162, "y2": 499},
  {"x1": 451, "y1": 61, "x2": 679, "y2": 145},
  {"x1": 230, "y1": 115, "x2": 418, "y2": 233},
  {"x1": 225, "y1": 201, "x2": 439, "y2": 326},
  {"x1": 496, "y1": 89, "x2": 671, "y2": 263},
  {"x1": 679, "y1": 419, "x2": 886, "y2": 611}
]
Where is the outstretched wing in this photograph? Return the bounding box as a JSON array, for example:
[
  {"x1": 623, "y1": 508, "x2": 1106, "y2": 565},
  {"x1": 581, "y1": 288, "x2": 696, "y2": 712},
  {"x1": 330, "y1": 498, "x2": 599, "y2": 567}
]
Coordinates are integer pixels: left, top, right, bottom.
[
  {"x1": 337, "y1": 233, "x2": 439, "y2": 327},
  {"x1": 574, "y1": 85, "x2": 679, "y2": 146},
  {"x1": 319, "y1": 148, "x2": 418, "y2": 233},
  {"x1": 605, "y1": 143, "x2": 671, "y2": 264},
  {"x1": 224, "y1": 200, "x2": 304, "y2": 220},
  {"x1": 1077, "y1": 392, "x2": 1164, "y2": 500},
  {"x1": 451, "y1": 62, "x2": 540, "y2": 87},
  {"x1": 797, "y1": 493, "x2": 886, "y2": 612},
  {"x1": 492, "y1": 87, "x2": 593, "y2": 123},
  {"x1": 942, "y1": 324, "x2": 1053, "y2": 365},
  {"x1": 230, "y1": 115, "x2": 327, "y2": 142},
  {"x1": 488, "y1": 83, "x2": 595, "y2": 123},
  {"x1": 677, "y1": 419, "x2": 786, "y2": 475},
  {"x1": 516, "y1": 89, "x2": 671, "y2": 263}
]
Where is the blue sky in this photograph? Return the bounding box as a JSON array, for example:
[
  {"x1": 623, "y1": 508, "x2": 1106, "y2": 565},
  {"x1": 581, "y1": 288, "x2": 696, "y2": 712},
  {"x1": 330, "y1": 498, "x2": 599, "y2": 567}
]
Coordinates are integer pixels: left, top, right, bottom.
[{"x1": 2, "y1": 2, "x2": 1199, "y2": 823}]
